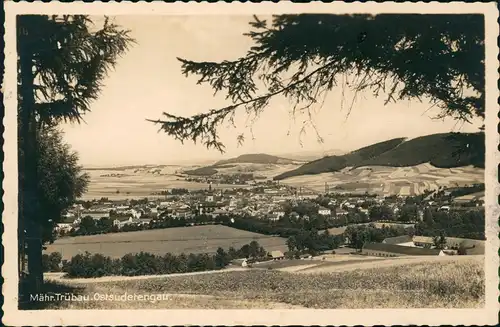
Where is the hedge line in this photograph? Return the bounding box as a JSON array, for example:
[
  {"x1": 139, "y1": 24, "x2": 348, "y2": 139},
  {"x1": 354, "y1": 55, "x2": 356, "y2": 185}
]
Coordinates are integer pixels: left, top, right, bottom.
[{"x1": 43, "y1": 241, "x2": 267, "y2": 278}]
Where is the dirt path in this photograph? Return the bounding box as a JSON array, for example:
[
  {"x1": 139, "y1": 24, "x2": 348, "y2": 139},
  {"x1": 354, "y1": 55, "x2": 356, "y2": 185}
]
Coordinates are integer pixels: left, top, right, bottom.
[{"x1": 45, "y1": 267, "x2": 249, "y2": 284}]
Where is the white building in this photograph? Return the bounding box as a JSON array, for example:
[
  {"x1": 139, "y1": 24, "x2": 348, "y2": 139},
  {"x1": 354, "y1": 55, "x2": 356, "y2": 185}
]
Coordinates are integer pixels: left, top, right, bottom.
[
  {"x1": 55, "y1": 223, "x2": 73, "y2": 233},
  {"x1": 81, "y1": 211, "x2": 110, "y2": 220},
  {"x1": 318, "y1": 207, "x2": 331, "y2": 216},
  {"x1": 113, "y1": 217, "x2": 135, "y2": 228},
  {"x1": 272, "y1": 210, "x2": 286, "y2": 219}
]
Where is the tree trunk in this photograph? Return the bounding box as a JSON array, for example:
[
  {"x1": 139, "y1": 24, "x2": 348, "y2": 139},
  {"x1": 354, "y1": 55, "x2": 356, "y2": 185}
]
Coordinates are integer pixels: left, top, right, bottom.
[{"x1": 18, "y1": 22, "x2": 43, "y2": 294}]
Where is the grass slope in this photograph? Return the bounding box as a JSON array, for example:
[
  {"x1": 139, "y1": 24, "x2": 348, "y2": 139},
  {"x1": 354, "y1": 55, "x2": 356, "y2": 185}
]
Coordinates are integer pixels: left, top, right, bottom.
[
  {"x1": 41, "y1": 256, "x2": 483, "y2": 309},
  {"x1": 274, "y1": 132, "x2": 484, "y2": 180},
  {"x1": 185, "y1": 153, "x2": 297, "y2": 176},
  {"x1": 215, "y1": 153, "x2": 297, "y2": 166},
  {"x1": 274, "y1": 137, "x2": 405, "y2": 180},
  {"x1": 44, "y1": 225, "x2": 288, "y2": 260},
  {"x1": 357, "y1": 133, "x2": 483, "y2": 168}
]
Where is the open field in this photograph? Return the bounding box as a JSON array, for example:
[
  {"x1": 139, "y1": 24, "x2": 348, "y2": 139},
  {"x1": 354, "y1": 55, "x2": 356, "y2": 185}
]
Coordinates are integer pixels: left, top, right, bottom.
[
  {"x1": 280, "y1": 163, "x2": 484, "y2": 195},
  {"x1": 44, "y1": 225, "x2": 288, "y2": 260},
  {"x1": 81, "y1": 163, "x2": 297, "y2": 200},
  {"x1": 82, "y1": 167, "x2": 251, "y2": 200},
  {"x1": 41, "y1": 255, "x2": 484, "y2": 309}
]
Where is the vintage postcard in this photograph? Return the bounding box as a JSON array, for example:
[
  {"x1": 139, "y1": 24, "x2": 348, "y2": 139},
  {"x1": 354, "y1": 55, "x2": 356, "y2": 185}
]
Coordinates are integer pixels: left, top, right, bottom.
[{"x1": 2, "y1": 1, "x2": 499, "y2": 325}]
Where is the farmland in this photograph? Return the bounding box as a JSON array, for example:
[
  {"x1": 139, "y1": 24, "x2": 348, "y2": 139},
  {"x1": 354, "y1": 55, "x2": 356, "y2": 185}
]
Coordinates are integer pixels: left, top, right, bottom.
[
  {"x1": 82, "y1": 162, "x2": 484, "y2": 200},
  {"x1": 81, "y1": 164, "x2": 293, "y2": 200},
  {"x1": 279, "y1": 163, "x2": 484, "y2": 196},
  {"x1": 42, "y1": 255, "x2": 484, "y2": 309},
  {"x1": 44, "y1": 225, "x2": 288, "y2": 260},
  {"x1": 81, "y1": 167, "x2": 251, "y2": 201}
]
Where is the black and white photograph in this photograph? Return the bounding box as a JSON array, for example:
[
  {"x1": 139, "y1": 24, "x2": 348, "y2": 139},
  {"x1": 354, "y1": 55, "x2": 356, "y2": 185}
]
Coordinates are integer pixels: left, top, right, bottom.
[{"x1": 2, "y1": 2, "x2": 499, "y2": 326}]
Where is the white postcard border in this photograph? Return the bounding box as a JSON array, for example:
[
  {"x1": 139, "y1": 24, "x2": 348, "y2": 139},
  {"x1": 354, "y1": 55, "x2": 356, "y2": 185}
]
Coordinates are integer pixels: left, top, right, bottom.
[{"x1": 2, "y1": 1, "x2": 499, "y2": 326}]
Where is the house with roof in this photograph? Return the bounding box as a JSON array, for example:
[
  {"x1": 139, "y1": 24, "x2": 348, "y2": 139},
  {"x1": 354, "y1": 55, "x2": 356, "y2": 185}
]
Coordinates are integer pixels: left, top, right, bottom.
[
  {"x1": 55, "y1": 222, "x2": 73, "y2": 233},
  {"x1": 412, "y1": 236, "x2": 434, "y2": 247},
  {"x1": 113, "y1": 216, "x2": 135, "y2": 229},
  {"x1": 412, "y1": 236, "x2": 485, "y2": 254},
  {"x1": 270, "y1": 250, "x2": 285, "y2": 260},
  {"x1": 138, "y1": 218, "x2": 152, "y2": 226},
  {"x1": 81, "y1": 211, "x2": 110, "y2": 220},
  {"x1": 438, "y1": 205, "x2": 451, "y2": 212},
  {"x1": 363, "y1": 243, "x2": 446, "y2": 257},
  {"x1": 335, "y1": 208, "x2": 349, "y2": 216},
  {"x1": 318, "y1": 206, "x2": 332, "y2": 216},
  {"x1": 172, "y1": 207, "x2": 194, "y2": 219},
  {"x1": 271, "y1": 209, "x2": 286, "y2": 219},
  {"x1": 267, "y1": 212, "x2": 282, "y2": 222},
  {"x1": 359, "y1": 208, "x2": 369, "y2": 216},
  {"x1": 197, "y1": 202, "x2": 225, "y2": 215},
  {"x1": 210, "y1": 208, "x2": 227, "y2": 218}
]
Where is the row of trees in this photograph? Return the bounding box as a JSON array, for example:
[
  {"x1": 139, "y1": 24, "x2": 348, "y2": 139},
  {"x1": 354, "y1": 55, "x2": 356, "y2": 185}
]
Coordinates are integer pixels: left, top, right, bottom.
[
  {"x1": 415, "y1": 208, "x2": 485, "y2": 240},
  {"x1": 343, "y1": 224, "x2": 414, "y2": 251},
  {"x1": 18, "y1": 15, "x2": 134, "y2": 294},
  {"x1": 285, "y1": 229, "x2": 342, "y2": 255},
  {"x1": 43, "y1": 240, "x2": 268, "y2": 278}
]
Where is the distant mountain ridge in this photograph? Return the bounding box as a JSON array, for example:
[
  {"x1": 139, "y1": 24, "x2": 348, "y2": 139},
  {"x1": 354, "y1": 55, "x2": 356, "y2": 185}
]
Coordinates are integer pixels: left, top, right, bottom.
[
  {"x1": 184, "y1": 153, "x2": 299, "y2": 176},
  {"x1": 214, "y1": 153, "x2": 298, "y2": 166},
  {"x1": 275, "y1": 149, "x2": 346, "y2": 161},
  {"x1": 273, "y1": 132, "x2": 484, "y2": 180}
]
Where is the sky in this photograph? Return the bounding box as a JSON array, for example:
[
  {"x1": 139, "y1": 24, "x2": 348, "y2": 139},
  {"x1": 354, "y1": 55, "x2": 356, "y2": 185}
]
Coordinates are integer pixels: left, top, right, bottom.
[{"x1": 61, "y1": 15, "x2": 483, "y2": 167}]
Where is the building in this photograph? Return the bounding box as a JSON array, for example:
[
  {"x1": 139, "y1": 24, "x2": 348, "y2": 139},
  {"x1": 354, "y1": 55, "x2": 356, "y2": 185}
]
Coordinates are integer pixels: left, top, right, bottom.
[
  {"x1": 363, "y1": 243, "x2": 446, "y2": 257},
  {"x1": 131, "y1": 208, "x2": 142, "y2": 219},
  {"x1": 197, "y1": 202, "x2": 224, "y2": 215},
  {"x1": 268, "y1": 213, "x2": 281, "y2": 222},
  {"x1": 210, "y1": 209, "x2": 227, "y2": 218},
  {"x1": 359, "y1": 208, "x2": 369, "y2": 215},
  {"x1": 318, "y1": 207, "x2": 332, "y2": 216},
  {"x1": 438, "y1": 205, "x2": 451, "y2": 212},
  {"x1": 113, "y1": 216, "x2": 135, "y2": 228},
  {"x1": 412, "y1": 236, "x2": 485, "y2": 254},
  {"x1": 412, "y1": 236, "x2": 434, "y2": 247},
  {"x1": 55, "y1": 223, "x2": 73, "y2": 233},
  {"x1": 270, "y1": 250, "x2": 285, "y2": 260},
  {"x1": 172, "y1": 207, "x2": 194, "y2": 219},
  {"x1": 336, "y1": 209, "x2": 349, "y2": 216},
  {"x1": 81, "y1": 211, "x2": 110, "y2": 220},
  {"x1": 272, "y1": 210, "x2": 286, "y2": 219}
]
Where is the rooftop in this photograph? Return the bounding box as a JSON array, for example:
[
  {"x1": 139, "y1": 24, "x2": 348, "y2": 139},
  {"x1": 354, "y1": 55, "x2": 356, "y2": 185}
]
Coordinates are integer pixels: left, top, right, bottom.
[{"x1": 363, "y1": 243, "x2": 443, "y2": 256}]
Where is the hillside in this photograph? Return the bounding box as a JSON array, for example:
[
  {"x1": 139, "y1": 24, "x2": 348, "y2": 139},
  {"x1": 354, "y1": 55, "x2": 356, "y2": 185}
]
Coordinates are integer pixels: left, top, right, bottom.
[
  {"x1": 42, "y1": 255, "x2": 483, "y2": 310},
  {"x1": 274, "y1": 133, "x2": 484, "y2": 180},
  {"x1": 184, "y1": 153, "x2": 297, "y2": 176},
  {"x1": 274, "y1": 137, "x2": 406, "y2": 180},
  {"x1": 276, "y1": 149, "x2": 345, "y2": 161},
  {"x1": 214, "y1": 153, "x2": 297, "y2": 166}
]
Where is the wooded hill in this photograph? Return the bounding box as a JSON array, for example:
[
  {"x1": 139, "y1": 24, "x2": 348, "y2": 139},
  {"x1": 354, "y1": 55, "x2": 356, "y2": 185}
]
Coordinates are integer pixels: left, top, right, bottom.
[
  {"x1": 273, "y1": 133, "x2": 484, "y2": 180},
  {"x1": 184, "y1": 153, "x2": 298, "y2": 176}
]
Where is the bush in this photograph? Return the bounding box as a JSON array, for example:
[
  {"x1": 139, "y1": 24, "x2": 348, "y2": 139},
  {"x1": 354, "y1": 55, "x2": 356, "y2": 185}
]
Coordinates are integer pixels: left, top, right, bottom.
[
  {"x1": 64, "y1": 241, "x2": 264, "y2": 278},
  {"x1": 457, "y1": 243, "x2": 468, "y2": 255},
  {"x1": 42, "y1": 252, "x2": 63, "y2": 272}
]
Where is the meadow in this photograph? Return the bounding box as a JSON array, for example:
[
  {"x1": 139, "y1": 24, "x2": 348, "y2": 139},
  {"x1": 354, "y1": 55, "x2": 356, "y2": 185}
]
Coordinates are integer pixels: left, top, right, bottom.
[
  {"x1": 44, "y1": 225, "x2": 288, "y2": 260},
  {"x1": 42, "y1": 255, "x2": 484, "y2": 309}
]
